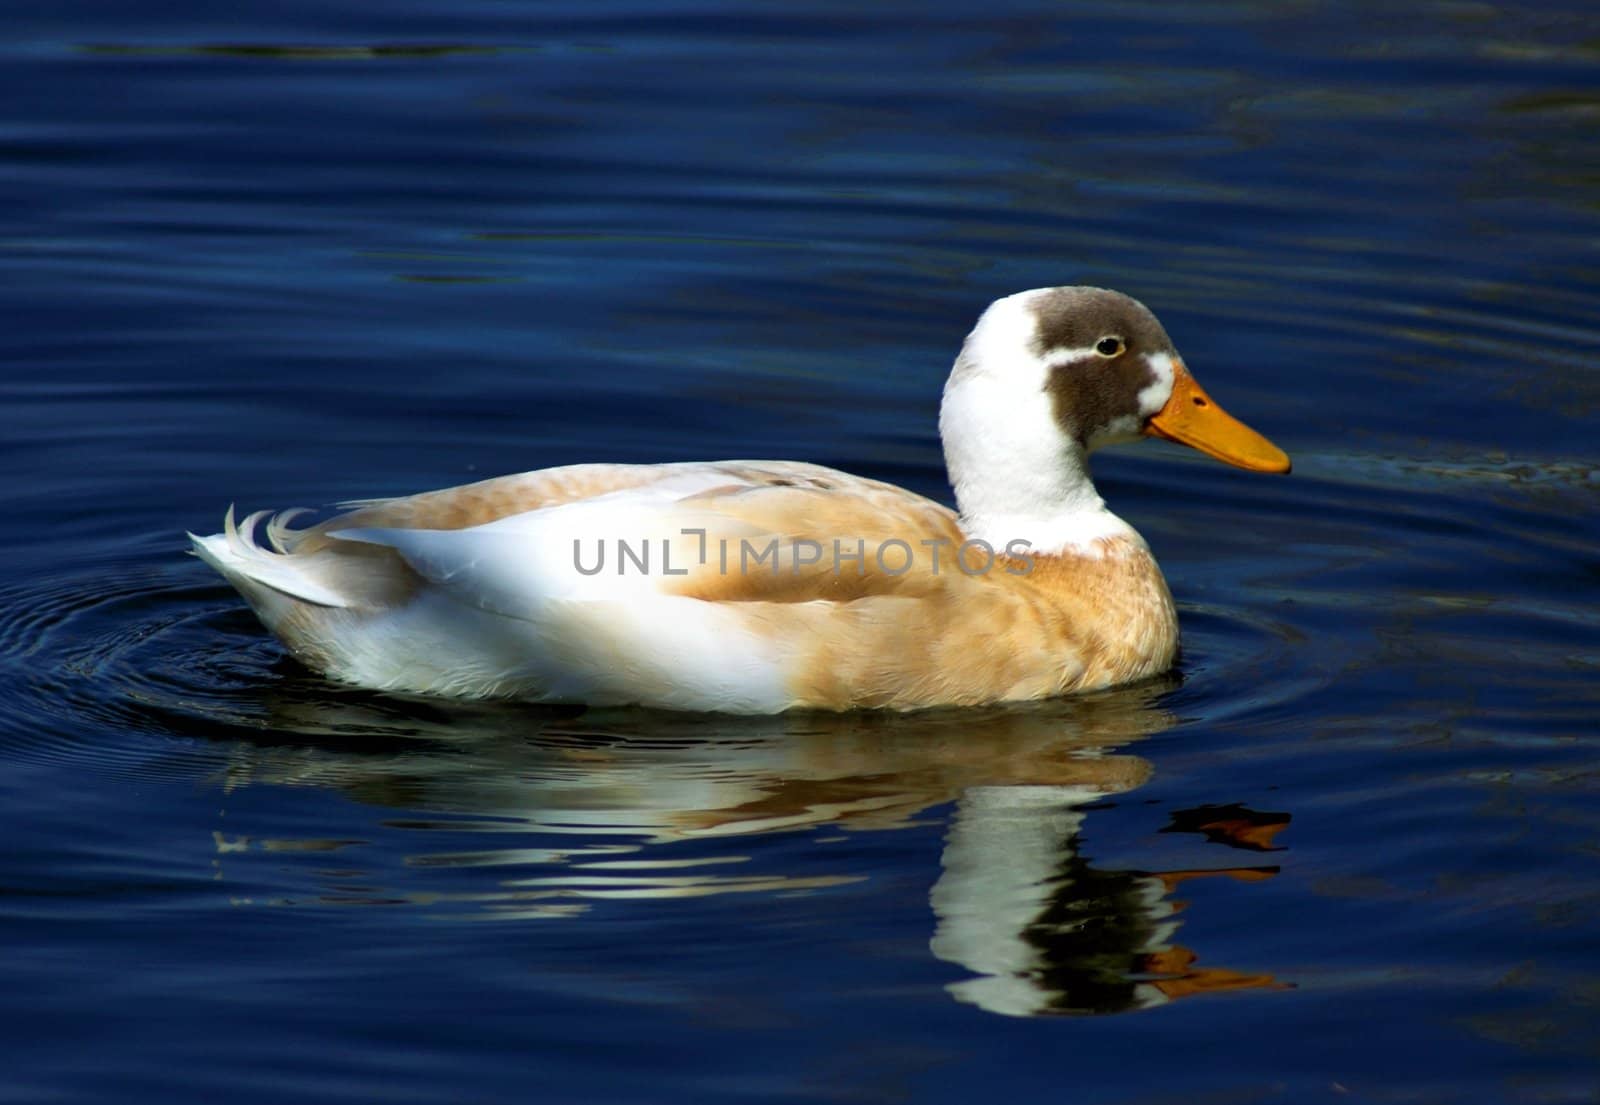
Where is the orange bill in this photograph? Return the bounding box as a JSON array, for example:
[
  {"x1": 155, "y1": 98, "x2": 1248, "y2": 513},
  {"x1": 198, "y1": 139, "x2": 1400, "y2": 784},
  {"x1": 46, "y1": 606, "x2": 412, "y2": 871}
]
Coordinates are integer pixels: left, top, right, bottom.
[{"x1": 1143, "y1": 362, "x2": 1291, "y2": 474}]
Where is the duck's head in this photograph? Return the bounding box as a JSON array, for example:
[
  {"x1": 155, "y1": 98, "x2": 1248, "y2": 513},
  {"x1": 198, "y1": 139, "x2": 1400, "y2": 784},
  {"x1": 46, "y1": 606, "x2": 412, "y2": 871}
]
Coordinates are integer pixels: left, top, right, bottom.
[{"x1": 940, "y1": 287, "x2": 1290, "y2": 540}]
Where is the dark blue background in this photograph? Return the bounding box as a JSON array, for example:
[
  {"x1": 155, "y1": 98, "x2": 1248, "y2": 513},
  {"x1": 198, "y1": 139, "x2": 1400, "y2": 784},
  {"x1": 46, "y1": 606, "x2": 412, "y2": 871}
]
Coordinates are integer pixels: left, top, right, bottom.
[{"x1": 2, "y1": 3, "x2": 1597, "y2": 1102}]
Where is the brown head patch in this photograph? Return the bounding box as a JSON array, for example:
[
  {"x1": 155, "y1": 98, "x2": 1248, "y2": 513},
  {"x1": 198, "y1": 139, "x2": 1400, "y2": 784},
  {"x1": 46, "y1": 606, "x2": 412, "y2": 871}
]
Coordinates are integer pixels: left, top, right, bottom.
[
  {"x1": 1045, "y1": 354, "x2": 1158, "y2": 445},
  {"x1": 1031, "y1": 288, "x2": 1177, "y2": 445},
  {"x1": 1028, "y1": 286, "x2": 1174, "y2": 359}
]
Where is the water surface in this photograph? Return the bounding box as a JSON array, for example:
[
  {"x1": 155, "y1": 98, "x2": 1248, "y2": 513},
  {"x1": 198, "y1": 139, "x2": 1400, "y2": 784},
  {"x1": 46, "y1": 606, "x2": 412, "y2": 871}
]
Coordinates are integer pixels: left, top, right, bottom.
[{"x1": 2, "y1": 2, "x2": 1598, "y2": 1102}]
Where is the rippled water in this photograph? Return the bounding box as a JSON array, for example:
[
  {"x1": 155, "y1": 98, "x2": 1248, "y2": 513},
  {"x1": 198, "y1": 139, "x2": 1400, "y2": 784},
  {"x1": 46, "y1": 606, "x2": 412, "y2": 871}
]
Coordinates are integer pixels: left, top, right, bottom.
[{"x1": 3, "y1": 2, "x2": 1598, "y2": 1102}]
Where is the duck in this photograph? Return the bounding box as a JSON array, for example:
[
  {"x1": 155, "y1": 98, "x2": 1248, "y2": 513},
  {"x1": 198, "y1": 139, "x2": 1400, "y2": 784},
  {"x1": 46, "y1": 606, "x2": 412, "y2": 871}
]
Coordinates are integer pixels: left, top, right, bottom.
[{"x1": 191, "y1": 286, "x2": 1289, "y2": 714}]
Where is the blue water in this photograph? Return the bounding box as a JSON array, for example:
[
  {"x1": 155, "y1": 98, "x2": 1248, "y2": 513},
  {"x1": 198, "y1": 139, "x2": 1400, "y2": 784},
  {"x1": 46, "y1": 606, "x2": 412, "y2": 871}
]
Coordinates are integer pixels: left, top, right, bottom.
[{"x1": 3, "y1": 2, "x2": 1598, "y2": 1102}]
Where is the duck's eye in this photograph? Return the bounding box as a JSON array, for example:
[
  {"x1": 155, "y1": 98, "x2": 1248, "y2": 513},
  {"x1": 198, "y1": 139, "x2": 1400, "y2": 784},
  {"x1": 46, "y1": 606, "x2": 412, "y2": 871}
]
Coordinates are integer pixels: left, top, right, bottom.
[{"x1": 1095, "y1": 336, "x2": 1125, "y2": 357}]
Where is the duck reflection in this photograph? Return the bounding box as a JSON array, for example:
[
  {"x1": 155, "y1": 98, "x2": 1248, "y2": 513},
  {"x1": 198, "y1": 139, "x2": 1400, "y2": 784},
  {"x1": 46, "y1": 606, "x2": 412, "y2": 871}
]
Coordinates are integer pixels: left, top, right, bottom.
[
  {"x1": 932, "y1": 788, "x2": 1286, "y2": 1016},
  {"x1": 202, "y1": 669, "x2": 1283, "y2": 1015}
]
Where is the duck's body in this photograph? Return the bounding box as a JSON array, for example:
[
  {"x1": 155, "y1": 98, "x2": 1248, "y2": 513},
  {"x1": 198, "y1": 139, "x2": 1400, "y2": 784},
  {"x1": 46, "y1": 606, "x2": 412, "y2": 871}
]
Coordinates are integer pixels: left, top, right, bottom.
[{"x1": 192, "y1": 287, "x2": 1288, "y2": 713}]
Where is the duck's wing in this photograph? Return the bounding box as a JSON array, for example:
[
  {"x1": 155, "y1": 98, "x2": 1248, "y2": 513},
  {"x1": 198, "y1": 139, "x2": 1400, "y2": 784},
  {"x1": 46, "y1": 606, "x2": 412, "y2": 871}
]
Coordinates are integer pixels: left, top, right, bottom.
[
  {"x1": 322, "y1": 461, "x2": 970, "y2": 616},
  {"x1": 287, "y1": 461, "x2": 755, "y2": 554}
]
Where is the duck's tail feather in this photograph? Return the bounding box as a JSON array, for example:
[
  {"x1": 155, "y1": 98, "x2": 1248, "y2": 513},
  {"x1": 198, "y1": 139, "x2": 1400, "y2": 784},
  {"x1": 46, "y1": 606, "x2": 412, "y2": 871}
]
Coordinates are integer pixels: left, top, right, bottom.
[{"x1": 188, "y1": 506, "x2": 354, "y2": 609}]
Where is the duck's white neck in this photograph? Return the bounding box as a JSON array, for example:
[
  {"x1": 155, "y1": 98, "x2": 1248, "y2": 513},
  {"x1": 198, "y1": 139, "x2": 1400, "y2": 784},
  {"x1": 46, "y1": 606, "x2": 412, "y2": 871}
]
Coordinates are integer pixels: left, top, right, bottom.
[
  {"x1": 938, "y1": 295, "x2": 1139, "y2": 557},
  {"x1": 940, "y1": 385, "x2": 1136, "y2": 556}
]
